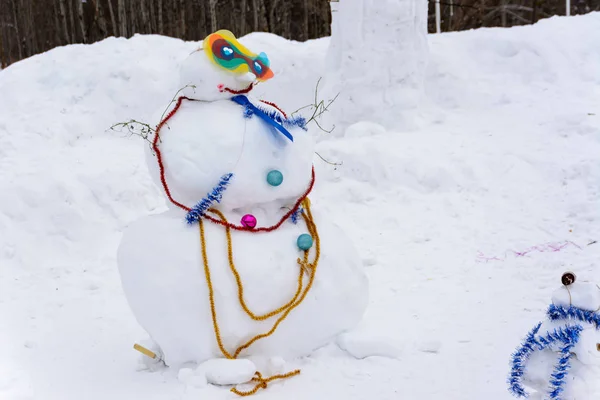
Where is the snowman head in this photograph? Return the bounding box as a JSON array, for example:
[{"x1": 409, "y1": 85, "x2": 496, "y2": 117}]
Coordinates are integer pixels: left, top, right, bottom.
[{"x1": 180, "y1": 30, "x2": 274, "y2": 101}]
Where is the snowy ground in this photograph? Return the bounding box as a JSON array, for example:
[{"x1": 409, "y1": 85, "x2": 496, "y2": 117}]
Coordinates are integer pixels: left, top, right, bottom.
[{"x1": 2, "y1": 13, "x2": 600, "y2": 400}]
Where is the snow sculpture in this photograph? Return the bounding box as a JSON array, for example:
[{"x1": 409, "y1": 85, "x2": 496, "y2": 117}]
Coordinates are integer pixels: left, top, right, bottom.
[
  {"x1": 322, "y1": 0, "x2": 429, "y2": 133},
  {"x1": 509, "y1": 272, "x2": 600, "y2": 399},
  {"x1": 117, "y1": 30, "x2": 369, "y2": 395}
]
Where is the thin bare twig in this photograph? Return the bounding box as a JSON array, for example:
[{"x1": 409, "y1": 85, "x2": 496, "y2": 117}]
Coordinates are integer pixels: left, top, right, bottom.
[{"x1": 315, "y1": 151, "x2": 342, "y2": 166}]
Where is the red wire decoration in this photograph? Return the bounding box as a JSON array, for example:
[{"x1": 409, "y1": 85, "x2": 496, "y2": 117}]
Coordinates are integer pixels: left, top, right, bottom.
[{"x1": 152, "y1": 95, "x2": 315, "y2": 232}]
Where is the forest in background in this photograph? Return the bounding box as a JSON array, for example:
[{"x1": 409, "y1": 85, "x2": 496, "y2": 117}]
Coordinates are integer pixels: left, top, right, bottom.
[
  {"x1": 1, "y1": 0, "x2": 598, "y2": 68},
  {"x1": 0, "y1": 0, "x2": 331, "y2": 67}
]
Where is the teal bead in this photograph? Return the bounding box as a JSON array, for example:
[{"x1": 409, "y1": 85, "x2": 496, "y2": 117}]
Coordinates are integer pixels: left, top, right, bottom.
[
  {"x1": 297, "y1": 234, "x2": 313, "y2": 250},
  {"x1": 266, "y1": 170, "x2": 283, "y2": 187}
]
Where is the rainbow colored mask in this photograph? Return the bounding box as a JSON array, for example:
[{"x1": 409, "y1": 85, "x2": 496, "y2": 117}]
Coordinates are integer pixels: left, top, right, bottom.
[{"x1": 203, "y1": 30, "x2": 274, "y2": 82}]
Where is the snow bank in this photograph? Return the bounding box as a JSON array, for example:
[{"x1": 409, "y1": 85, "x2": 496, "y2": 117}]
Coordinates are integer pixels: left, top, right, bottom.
[{"x1": 1, "y1": 12, "x2": 600, "y2": 400}]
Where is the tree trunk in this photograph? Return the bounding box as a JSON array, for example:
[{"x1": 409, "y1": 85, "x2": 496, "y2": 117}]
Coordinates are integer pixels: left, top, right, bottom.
[
  {"x1": 106, "y1": 0, "x2": 118, "y2": 36},
  {"x1": 157, "y1": 0, "x2": 163, "y2": 34},
  {"x1": 92, "y1": 0, "x2": 108, "y2": 39},
  {"x1": 0, "y1": 25, "x2": 7, "y2": 68},
  {"x1": 11, "y1": 0, "x2": 22, "y2": 59},
  {"x1": 180, "y1": 0, "x2": 186, "y2": 39},
  {"x1": 67, "y1": 0, "x2": 75, "y2": 42},
  {"x1": 252, "y1": 0, "x2": 259, "y2": 30},
  {"x1": 240, "y1": 0, "x2": 247, "y2": 34},
  {"x1": 128, "y1": 0, "x2": 136, "y2": 35},
  {"x1": 117, "y1": 0, "x2": 127, "y2": 37},
  {"x1": 268, "y1": 0, "x2": 280, "y2": 32},
  {"x1": 28, "y1": 0, "x2": 39, "y2": 53},
  {"x1": 140, "y1": 0, "x2": 149, "y2": 34},
  {"x1": 302, "y1": 0, "x2": 309, "y2": 40},
  {"x1": 209, "y1": 0, "x2": 217, "y2": 32},
  {"x1": 75, "y1": 0, "x2": 86, "y2": 42}
]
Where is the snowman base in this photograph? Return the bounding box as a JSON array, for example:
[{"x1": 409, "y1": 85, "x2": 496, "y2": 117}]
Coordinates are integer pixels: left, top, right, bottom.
[{"x1": 118, "y1": 204, "x2": 368, "y2": 367}]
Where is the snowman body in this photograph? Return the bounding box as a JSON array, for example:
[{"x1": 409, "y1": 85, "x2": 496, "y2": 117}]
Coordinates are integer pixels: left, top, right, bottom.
[
  {"x1": 117, "y1": 38, "x2": 369, "y2": 367},
  {"x1": 522, "y1": 321, "x2": 600, "y2": 399}
]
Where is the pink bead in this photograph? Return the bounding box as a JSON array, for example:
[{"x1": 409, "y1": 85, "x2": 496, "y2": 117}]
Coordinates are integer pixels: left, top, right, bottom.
[{"x1": 241, "y1": 214, "x2": 257, "y2": 229}]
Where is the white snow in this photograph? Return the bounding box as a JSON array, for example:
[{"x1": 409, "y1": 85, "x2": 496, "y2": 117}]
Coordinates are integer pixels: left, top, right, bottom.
[{"x1": 2, "y1": 12, "x2": 600, "y2": 400}]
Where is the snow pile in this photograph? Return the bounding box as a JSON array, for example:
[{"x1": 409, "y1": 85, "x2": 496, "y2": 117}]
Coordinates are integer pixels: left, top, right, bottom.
[{"x1": 1, "y1": 12, "x2": 600, "y2": 400}]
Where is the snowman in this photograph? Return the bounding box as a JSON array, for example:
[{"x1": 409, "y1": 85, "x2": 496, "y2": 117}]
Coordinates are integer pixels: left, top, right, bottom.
[
  {"x1": 117, "y1": 30, "x2": 369, "y2": 393},
  {"x1": 509, "y1": 273, "x2": 600, "y2": 399}
]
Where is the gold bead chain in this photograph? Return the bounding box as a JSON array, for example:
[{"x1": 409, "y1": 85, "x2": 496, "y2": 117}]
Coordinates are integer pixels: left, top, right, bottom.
[
  {"x1": 209, "y1": 208, "x2": 308, "y2": 321},
  {"x1": 198, "y1": 199, "x2": 320, "y2": 396}
]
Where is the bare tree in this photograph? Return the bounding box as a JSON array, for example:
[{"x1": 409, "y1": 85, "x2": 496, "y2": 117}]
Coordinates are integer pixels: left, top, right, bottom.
[
  {"x1": 157, "y1": 0, "x2": 163, "y2": 34},
  {"x1": 209, "y1": 0, "x2": 217, "y2": 33},
  {"x1": 240, "y1": 0, "x2": 247, "y2": 34},
  {"x1": 0, "y1": 22, "x2": 6, "y2": 68},
  {"x1": 106, "y1": 0, "x2": 118, "y2": 36},
  {"x1": 75, "y1": 0, "x2": 86, "y2": 42},
  {"x1": 139, "y1": 0, "x2": 149, "y2": 34},
  {"x1": 117, "y1": 0, "x2": 126, "y2": 37},
  {"x1": 179, "y1": 0, "x2": 186, "y2": 38},
  {"x1": 10, "y1": 0, "x2": 22, "y2": 59}
]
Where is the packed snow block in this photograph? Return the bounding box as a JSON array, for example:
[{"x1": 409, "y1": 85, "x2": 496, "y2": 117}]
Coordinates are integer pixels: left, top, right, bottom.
[
  {"x1": 322, "y1": 0, "x2": 429, "y2": 133},
  {"x1": 551, "y1": 282, "x2": 600, "y2": 311}
]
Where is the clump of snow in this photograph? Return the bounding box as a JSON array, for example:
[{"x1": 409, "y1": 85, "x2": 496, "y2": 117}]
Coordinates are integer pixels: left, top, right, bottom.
[
  {"x1": 337, "y1": 332, "x2": 402, "y2": 359},
  {"x1": 199, "y1": 359, "x2": 256, "y2": 386},
  {"x1": 1, "y1": 12, "x2": 600, "y2": 400}
]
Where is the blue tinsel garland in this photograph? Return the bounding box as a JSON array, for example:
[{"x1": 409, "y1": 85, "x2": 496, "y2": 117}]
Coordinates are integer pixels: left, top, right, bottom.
[
  {"x1": 508, "y1": 323, "x2": 584, "y2": 399},
  {"x1": 547, "y1": 304, "x2": 600, "y2": 329},
  {"x1": 290, "y1": 207, "x2": 303, "y2": 224},
  {"x1": 185, "y1": 173, "x2": 234, "y2": 224}
]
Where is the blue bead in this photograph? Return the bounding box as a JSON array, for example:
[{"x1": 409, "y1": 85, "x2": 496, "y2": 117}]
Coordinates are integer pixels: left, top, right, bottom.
[
  {"x1": 297, "y1": 234, "x2": 313, "y2": 250},
  {"x1": 266, "y1": 170, "x2": 283, "y2": 186}
]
